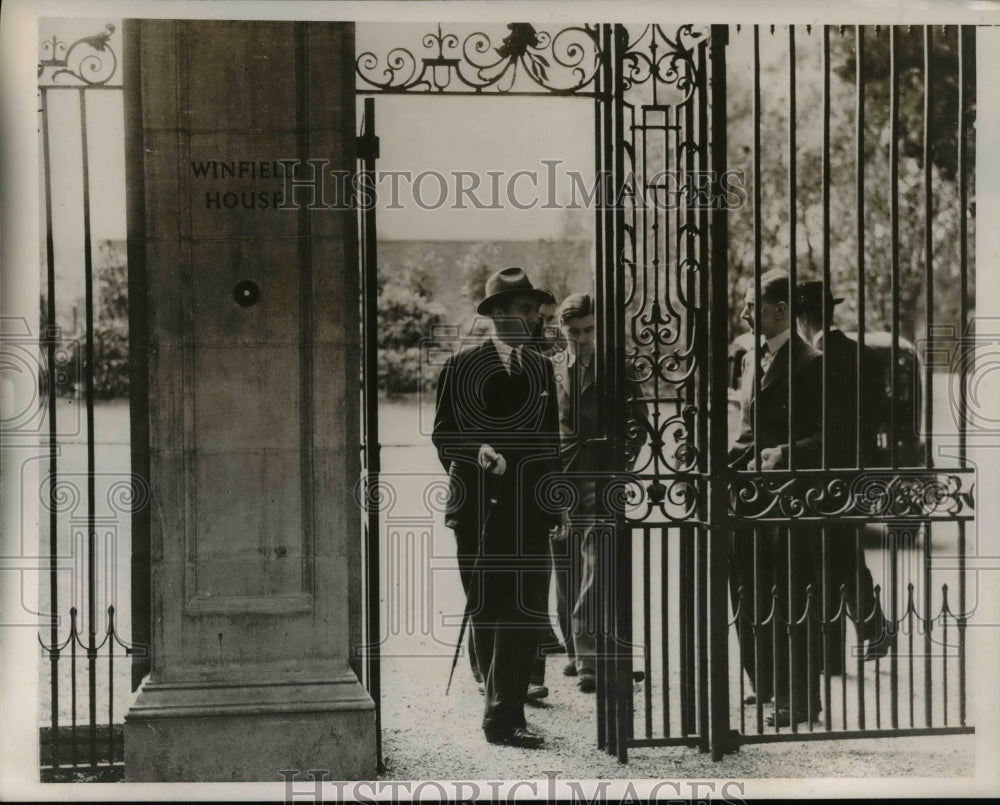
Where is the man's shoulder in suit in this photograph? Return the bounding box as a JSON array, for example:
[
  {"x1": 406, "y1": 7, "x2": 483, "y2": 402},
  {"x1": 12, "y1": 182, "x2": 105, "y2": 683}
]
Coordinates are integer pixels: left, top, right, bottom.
[
  {"x1": 790, "y1": 333, "x2": 822, "y2": 367},
  {"x1": 447, "y1": 338, "x2": 494, "y2": 367}
]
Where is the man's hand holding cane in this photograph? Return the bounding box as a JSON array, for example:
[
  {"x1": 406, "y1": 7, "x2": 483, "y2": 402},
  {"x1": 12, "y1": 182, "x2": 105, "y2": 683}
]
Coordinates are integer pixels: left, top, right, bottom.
[{"x1": 446, "y1": 444, "x2": 505, "y2": 695}]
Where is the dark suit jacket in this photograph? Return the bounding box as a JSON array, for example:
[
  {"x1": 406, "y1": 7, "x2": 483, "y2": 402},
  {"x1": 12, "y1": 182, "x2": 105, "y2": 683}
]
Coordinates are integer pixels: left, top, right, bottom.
[
  {"x1": 815, "y1": 328, "x2": 884, "y2": 468},
  {"x1": 432, "y1": 338, "x2": 563, "y2": 547},
  {"x1": 729, "y1": 333, "x2": 824, "y2": 470},
  {"x1": 550, "y1": 349, "x2": 647, "y2": 512}
]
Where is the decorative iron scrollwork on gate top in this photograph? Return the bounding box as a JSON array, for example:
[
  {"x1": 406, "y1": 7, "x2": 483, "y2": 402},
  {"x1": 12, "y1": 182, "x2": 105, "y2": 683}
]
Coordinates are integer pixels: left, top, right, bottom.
[
  {"x1": 621, "y1": 24, "x2": 706, "y2": 107},
  {"x1": 38, "y1": 23, "x2": 120, "y2": 87},
  {"x1": 356, "y1": 23, "x2": 603, "y2": 94}
]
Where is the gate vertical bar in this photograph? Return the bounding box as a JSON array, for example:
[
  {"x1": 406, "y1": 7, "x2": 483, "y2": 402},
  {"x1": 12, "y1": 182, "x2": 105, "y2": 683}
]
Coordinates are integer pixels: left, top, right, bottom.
[
  {"x1": 78, "y1": 84, "x2": 99, "y2": 769},
  {"x1": 593, "y1": 20, "x2": 616, "y2": 755},
  {"x1": 358, "y1": 95, "x2": 383, "y2": 774},
  {"x1": 957, "y1": 24, "x2": 972, "y2": 727},
  {"x1": 751, "y1": 26, "x2": 763, "y2": 475},
  {"x1": 642, "y1": 534, "x2": 653, "y2": 738},
  {"x1": 696, "y1": 37, "x2": 711, "y2": 752},
  {"x1": 922, "y1": 28, "x2": 934, "y2": 467},
  {"x1": 40, "y1": 83, "x2": 61, "y2": 770},
  {"x1": 661, "y1": 527, "x2": 671, "y2": 736},
  {"x1": 855, "y1": 25, "x2": 867, "y2": 472},
  {"x1": 821, "y1": 25, "x2": 833, "y2": 731},
  {"x1": 708, "y1": 23, "x2": 733, "y2": 761},
  {"x1": 786, "y1": 24, "x2": 799, "y2": 734},
  {"x1": 593, "y1": 38, "x2": 607, "y2": 753},
  {"x1": 922, "y1": 26, "x2": 934, "y2": 727},
  {"x1": 958, "y1": 26, "x2": 970, "y2": 471},
  {"x1": 854, "y1": 26, "x2": 868, "y2": 730},
  {"x1": 682, "y1": 83, "x2": 698, "y2": 738},
  {"x1": 787, "y1": 25, "x2": 798, "y2": 467},
  {"x1": 888, "y1": 26, "x2": 900, "y2": 729},
  {"x1": 750, "y1": 28, "x2": 764, "y2": 736},
  {"x1": 821, "y1": 24, "x2": 831, "y2": 468},
  {"x1": 889, "y1": 26, "x2": 900, "y2": 471},
  {"x1": 612, "y1": 22, "x2": 631, "y2": 764}
]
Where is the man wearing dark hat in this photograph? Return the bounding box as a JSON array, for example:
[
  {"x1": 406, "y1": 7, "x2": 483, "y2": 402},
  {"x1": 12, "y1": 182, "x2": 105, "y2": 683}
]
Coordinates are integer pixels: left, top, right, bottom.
[
  {"x1": 729, "y1": 269, "x2": 824, "y2": 727},
  {"x1": 795, "y1": 279, "x2": 893, "y2": 666},
  {"x1": 432, "y1": 267, "x2": 565, "y2": 748}
]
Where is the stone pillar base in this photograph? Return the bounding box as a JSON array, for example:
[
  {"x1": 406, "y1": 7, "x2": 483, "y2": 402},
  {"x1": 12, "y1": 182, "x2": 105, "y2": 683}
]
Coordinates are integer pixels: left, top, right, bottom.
[{"x1": 124, "y1": 663, "x2": 375, "y2": 782}]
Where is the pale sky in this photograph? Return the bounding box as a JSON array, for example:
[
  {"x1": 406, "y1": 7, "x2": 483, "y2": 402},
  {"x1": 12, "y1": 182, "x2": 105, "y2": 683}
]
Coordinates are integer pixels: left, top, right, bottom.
[
  {"x1": 39, "y1": 19, "x2": 596, "y2": 260},
  {"x1": 371, "y1": 94, "x2": 594, "y2": 240}
]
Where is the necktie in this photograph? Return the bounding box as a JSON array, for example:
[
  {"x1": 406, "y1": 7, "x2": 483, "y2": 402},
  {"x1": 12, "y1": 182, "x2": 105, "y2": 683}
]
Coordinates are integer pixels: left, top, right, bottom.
[
  {"x1": 510, "y1": 347, "x2": 522, "y2": 376},
  {"x1": 759, "y1": 342, "x2": 772, "y2": 374}
]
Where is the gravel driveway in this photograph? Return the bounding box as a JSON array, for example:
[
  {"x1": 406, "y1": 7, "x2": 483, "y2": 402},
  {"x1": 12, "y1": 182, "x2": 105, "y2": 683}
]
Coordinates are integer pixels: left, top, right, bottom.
[{"x1": 375, "y1": 405, "x2": 978, "y2": 787}]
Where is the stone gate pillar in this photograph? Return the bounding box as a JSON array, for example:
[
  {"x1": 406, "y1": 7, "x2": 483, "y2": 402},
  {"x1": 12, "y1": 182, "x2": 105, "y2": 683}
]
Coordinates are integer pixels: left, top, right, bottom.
[{"x1": 122, "y1": 20, "x2": 374, "y2": 781}]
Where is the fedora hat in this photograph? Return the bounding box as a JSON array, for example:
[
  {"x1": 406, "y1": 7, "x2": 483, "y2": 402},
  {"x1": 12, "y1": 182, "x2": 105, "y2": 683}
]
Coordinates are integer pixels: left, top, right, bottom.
[
  {"x1": 477, "y1": 267, "x2": 555, "y2": 315},
  {"x1": 796, "y1": 279, "x2": 843, "y2": 316}
]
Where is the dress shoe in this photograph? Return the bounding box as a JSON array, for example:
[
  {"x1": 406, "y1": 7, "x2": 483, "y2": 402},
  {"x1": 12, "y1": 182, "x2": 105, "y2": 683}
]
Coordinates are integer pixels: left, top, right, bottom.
[
  {"x1": 765, "y1": 703, "x2": 821, "y2": 727},
  {"x1": 562, "y1": 661, "x2": 578, "y2": 677},
  {"x1": 527, "y1": 683, "x2": 549, "y2": 701},
  {"x1": 477, "y1": 683, "x2": 485, "y2": 695},
  {"x1": 765, "y1": 707, "x2": 809, "y2": 728},
  {"x1": 485, "y1": 727, "x2": 545, "y2": 749},
  {"x1": 863, "y1": 633, "x2": 896, "y2": 662},
  {"x1": 577, "y1": 673, "x2": 596, "y2": 693},
  {"x1": 743, "y1": 693, "x2": 772, "y2": 705}
]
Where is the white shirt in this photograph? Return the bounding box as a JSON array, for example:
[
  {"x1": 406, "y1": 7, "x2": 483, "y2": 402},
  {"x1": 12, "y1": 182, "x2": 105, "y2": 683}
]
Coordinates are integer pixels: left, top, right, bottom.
[
  {"x1": 763, "y1": 328, "x2": 791, "y2": 358},
  {"x1": 491, "y1": 334, "x2": 521, "y2": 375},
  {"x1": 754, "y1": 328, "x2": 790, "y2": 376}
]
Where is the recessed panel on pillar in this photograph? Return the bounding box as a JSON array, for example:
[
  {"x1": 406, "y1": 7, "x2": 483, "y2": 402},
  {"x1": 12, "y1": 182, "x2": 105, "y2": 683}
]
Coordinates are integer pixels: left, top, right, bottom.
[{"x1": 123, "y1": 19, "x2": 374, "y2": 781}]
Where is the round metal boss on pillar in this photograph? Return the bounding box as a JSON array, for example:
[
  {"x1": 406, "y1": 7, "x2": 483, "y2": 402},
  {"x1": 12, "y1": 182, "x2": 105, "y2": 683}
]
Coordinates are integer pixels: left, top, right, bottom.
[{"x1": 233, "y1": 279, "x2": 260, "y2": 307}]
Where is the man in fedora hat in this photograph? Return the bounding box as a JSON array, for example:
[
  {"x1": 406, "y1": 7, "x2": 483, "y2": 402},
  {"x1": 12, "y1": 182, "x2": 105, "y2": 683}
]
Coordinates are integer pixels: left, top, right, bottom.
[
  {"x1": 433, "y1": 267, "x2": 566, "y2": 748},
  {"x1": 729, "y1": 269, "x2": 825, "y2": 727},
  {"x1": 795, "y1": 279, "x2": 893, "y2": 666}
]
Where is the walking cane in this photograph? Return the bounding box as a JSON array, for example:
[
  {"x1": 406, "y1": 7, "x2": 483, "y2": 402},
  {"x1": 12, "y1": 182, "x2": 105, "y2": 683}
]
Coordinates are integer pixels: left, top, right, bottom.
[{"x1": 446, "y1": 458, "x2": 501, "y2": 695}]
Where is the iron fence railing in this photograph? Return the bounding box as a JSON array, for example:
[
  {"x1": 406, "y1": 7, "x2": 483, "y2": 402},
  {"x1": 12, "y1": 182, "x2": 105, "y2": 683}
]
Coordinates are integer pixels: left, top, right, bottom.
[{"x1": 37, "y1": 20, "x2": 138, "y2": 782}]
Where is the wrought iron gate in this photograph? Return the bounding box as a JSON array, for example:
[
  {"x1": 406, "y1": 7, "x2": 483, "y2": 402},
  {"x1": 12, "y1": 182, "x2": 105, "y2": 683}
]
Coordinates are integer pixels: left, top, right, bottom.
[
  {"x1": 355, "y1": 21, "x2": 977, "y2": 762},
  {"x1": 720, "y1": 24, "x2": 976, "y2": 751},
  {"x1": 35, "y1": 20, "x2": 140, "y2": 781},
  {"x1": 355, "y1": 21, "x2": 977, "y2": 763},
  {"x1": 592, "y1": 23, "x2": 722, "y2": 761},
  {"x1": 604, "y1": 23, "x2": 976, "y2": 760}
]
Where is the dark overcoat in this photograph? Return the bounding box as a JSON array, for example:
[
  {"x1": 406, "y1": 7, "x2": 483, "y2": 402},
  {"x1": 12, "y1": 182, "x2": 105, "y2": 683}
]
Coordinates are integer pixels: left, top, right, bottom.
[{"x1": 433, "y1": 338, "x2": 563, "y2": 550}]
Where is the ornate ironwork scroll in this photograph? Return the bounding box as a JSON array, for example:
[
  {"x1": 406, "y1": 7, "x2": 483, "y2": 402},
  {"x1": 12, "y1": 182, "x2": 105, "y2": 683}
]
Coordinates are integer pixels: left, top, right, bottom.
[
  {"x1": 730, "y1": 470, "x2": 975, "y2": 521},
  {"x1": 38, "y1": 23, "x2": 120, "y2": 87},
  {"x1": 619, "y1": 24, "x2": 710, "y2": 525},
  {"x1": 357, "y1": 23, "x2": 603, "y2": 94},
  {"x1": 538, "y1": 471, "x2": 704, "y2": 525},
  {"x1": 620, "y1": 24, "x2": 705, "y2": 106}
]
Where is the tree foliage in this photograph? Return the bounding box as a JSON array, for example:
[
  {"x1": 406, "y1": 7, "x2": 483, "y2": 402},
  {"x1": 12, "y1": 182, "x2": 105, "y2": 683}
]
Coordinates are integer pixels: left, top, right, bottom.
[
  {"x1": 92, "y1": 241, "x2": 131, "y2": 398},
  {"x1": 377, "y1": 263, "x2": 446, "y2": 397},
  {"x1": 725, "y1": 25, "x2": 975, "y2": 344}
]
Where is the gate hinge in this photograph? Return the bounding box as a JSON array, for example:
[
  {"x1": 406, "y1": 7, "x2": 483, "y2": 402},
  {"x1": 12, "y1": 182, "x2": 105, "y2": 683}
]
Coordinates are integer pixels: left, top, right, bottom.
[{"x1": 358, "y1": 132, "x2": 380, "y2": 161}]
